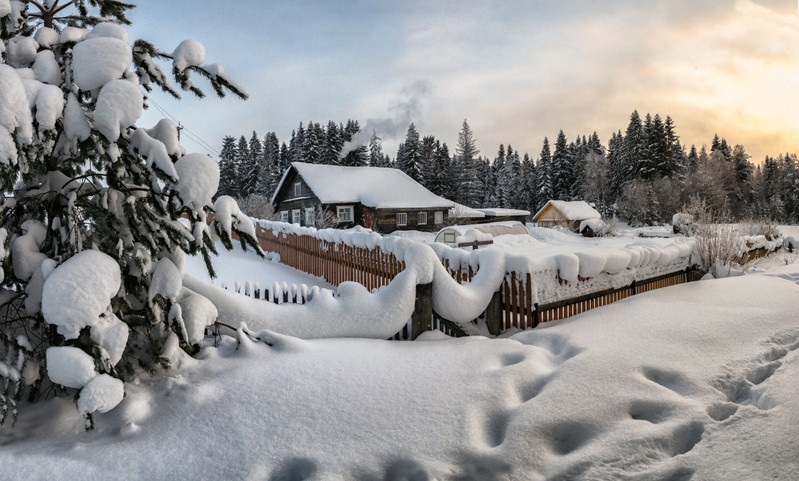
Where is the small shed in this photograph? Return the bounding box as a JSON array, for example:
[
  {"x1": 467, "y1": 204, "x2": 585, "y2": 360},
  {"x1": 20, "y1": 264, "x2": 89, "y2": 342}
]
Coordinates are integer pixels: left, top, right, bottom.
[
  {"x1": 532, "y1": 200, "x2": 601, "y2": 232},
  {"x1": 435, "y1": 221, "x2": 529, "y2": 248}
]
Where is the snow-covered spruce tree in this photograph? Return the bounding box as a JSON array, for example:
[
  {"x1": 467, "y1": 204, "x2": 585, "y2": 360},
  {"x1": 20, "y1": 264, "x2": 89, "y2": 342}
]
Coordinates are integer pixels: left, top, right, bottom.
[{"x1": 0, "y1": 1, "x2": 260, "y2": 429}]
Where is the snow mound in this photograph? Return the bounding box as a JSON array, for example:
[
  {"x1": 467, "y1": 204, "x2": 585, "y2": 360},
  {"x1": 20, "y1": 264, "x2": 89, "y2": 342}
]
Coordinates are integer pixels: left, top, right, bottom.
[
  {"x1": 172, "y1": 39, "x2": 205, "y2": 72},
  {"x1": 174, "y1": 153, "x2": 219, "y2": 213},
  {"x1": 32, "y1": 50, "x2": 61, "y2": 85},
  {"x1": 77, "y1": 374, "x2": 125, "y2": 415},
  {"x1": 71, "y1": 36, "x2": 132, "y2": 91},
  {"x1": 0, "y1": 64, "x2": 33, "y2": 149},
  {"x1": 94, "y1": 79, "x2": 143, "y2": 141},
  {"x1": 42, "y1": 250, "x2": 121, "y2": 340},
  {"x1": 46, "y1": 347, "x2": 96, "y2": 389}
]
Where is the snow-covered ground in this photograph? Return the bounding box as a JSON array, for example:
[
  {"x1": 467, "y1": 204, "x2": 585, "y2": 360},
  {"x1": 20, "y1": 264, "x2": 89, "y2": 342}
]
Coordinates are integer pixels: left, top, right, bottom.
[
  {"x1": 1, "y1": 234, "x2": 798, "y2": 479},
  {"x1": 183, "y1": 241, "x2": 333, "y2": 292}
]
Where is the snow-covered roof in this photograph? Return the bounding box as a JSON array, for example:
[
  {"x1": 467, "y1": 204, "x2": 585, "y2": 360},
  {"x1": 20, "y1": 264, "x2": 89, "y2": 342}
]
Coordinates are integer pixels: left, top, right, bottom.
[
  {"x1": 449, "y1": 203, "x2": 486, "y2": 218},
  {"x1": 435, "y1": 221, "x2": 529, "y2": 239},
  {"x1": 274, "y1": 162, "x2": 455, "y2": 209},
  {"x1": 477, "y1": 208, "x2": 530, "y2": 217},
  {"x1": 533, "y1": 200, "x2": 601, "y2": 221}
]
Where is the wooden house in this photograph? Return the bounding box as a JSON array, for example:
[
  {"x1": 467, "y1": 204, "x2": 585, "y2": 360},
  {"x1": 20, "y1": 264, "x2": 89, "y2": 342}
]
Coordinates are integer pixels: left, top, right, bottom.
[
  {"x1": 270, "y1": 162, "x2": 454, "y2": 234},
  {"x1": 532, "y1": 200, "x2": 601, "y2": 232}
]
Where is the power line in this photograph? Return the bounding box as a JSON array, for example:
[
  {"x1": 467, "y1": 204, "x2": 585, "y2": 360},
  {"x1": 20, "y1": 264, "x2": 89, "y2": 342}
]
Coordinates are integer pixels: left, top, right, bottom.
[{"x1": 145, "y1": 96, "x2": 220, "y2": 157}]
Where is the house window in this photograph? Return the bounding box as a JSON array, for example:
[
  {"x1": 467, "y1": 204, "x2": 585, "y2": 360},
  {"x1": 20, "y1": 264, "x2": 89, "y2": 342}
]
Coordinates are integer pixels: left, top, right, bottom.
[
  {"x1": 444, "y1": 232, "x2": 456, "y2": 244},
  {"x1": 292, "y1": 210, "x2": 301, "y2": 224},
  {"x1": 396, "y1": 212, "x2": 408, "y2": 226},
  {"x1": 434, "y1": 211, "x2": 444, "y2": 224},
  {"x1": 337, "y1": 205, "x2": 354, "y2": 223},
  {"x1": 280, "y1": 211, "x2": 289, "y2": 222},
  {"x1": 293, "y1": 182, "x2": 302, "y2": 197},
  {"x1": 305, "y1": 207, "x2": 315, "y2": 226},
  {"x1": 417, "y1": 212, "x2": 427, "y2": 225}
]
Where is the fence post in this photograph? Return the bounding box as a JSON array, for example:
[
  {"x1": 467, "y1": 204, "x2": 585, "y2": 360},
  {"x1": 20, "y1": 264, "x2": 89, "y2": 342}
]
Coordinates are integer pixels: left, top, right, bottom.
[
  {"x1": 532, "y1": 302, "x2": 540, "y2": 328},
  {"x1": 631, "y1": 280, "x2": 637, "y2": 295},
  {"x1": 411, "y1": 283, "x2": 433, "y2": 340},
  {"x1": 485, "y1": 290, "x2": 503, "y2": 336}
]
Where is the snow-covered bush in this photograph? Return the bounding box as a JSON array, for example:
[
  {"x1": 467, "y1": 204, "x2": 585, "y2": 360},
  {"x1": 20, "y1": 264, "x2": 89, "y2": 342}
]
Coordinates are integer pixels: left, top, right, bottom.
[
  {"x1": 235, "y1": 194, "x2": 278, "y2": 221},
  {"x1": 0, "y1": 0, "x2": 257, "y2": 428},
  {"x1": 682, "y1": 196, "x2": 743, "y2": 278}
]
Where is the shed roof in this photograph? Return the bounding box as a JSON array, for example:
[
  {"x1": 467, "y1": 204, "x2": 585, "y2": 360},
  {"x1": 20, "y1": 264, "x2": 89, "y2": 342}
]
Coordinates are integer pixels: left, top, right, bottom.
[
  {"x1": 477, "y1": 208, "x2": 530, "y2": 217},
  {"x1": 273, "y1": 162, "x2": 454, "y2": 209},
  {"x1": 533, "y1": 200, "x2": 601, "y2": 221}
]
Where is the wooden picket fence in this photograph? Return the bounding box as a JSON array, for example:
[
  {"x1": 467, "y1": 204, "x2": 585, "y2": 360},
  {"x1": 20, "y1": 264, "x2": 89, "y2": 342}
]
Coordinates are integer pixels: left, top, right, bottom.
[
  {"x1": 530, "y1": 268, "x2": 703, "y2": 326},
  {"x1": 255, "y1": 225, "x2": 404, "y2": 292},
  {"x1": 249, "y1": 224, "x2": 707, "y2": 338}
]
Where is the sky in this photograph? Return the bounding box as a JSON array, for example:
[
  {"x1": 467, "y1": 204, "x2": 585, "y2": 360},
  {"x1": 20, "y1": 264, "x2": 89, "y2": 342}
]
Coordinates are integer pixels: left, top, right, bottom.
[{"x1": 129, "y1": 0, "x2": 799, "y2": 163}]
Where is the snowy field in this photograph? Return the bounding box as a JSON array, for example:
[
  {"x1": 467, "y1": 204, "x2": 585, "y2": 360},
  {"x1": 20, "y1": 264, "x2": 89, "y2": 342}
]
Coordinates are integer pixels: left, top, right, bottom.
[{"x1": 1, "y1": 236, "x2": 798, "y2": 480}]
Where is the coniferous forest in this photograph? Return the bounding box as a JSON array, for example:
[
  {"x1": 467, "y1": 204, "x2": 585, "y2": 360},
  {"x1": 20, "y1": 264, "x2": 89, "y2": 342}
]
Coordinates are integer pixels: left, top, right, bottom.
[{"x1": 218, "y1": 113, "x2": 799, "y2": 225}]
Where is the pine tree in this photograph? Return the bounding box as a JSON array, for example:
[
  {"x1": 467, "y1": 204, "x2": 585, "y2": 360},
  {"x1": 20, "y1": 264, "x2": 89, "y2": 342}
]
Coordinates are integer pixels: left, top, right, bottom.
[
  {"x1": 341, "y1": 120, "x2": 368, "y2": 167},
  {"x1": 418, "y1": 135, "x2": 438, "y2": 189},
  {"x1": 217, "y1": 136, "x2": 239, "y2": 198},
  {"x1": 493, "y1": 144, "x2": 507, "y2": 207},
  {"x1": 607, "y1": 131, "x2": 624, "y2": 201},
  {"x1": 240, "y1": 131, "x2": 262, "y2": 197},
  {"x1": 396, "y1": 123, "x2": 422, "y2": 183},
  {"x1": 521, "y1": 153, "x2": 537, "y2": 213},
  {"x1": 368, "y1": 132, "x2": 390, "y2": 167},
  {"x1": 303, "y1": 122, "x2": 322, "y2": 164},
  {"x1": 0, "y1": 0, "x2": 253, "y2": 427},
  {"x1": 278, "y1": 142, "x2": 290, "y2": 175},
  {"x1": 621, "y1": 111, "x2": 645, "y2": 184},
  {"x1": 503, "y1": 145, "x2": 524, "y2": 209},
  {"x1": 323, "y1": 121, "x2": 343, "y2": 166},
  {"x1": 535, "y1": 137, "x2": 554, "y2": 208},
  {"x1": 235, "y1": 135, "x2": 250, "y2": 192},
  {"x1": 454, "y1": 120, "x2": 481, "y2": 206},
  {"x1": 289, "y1": 123, "x2": 305, "y2": 163},
  {"x1": 428, "y1": 141, "x2": 453, "y2": 200},
  {"x1": 257, "y1": 132, "x2": 280, "y2": 198},
  {"x1": 551, "y1": 130, "x2": 571, "y2": 200},
  {"x1": 570, "y1": 136, "x2": 589, "y2": 200}
]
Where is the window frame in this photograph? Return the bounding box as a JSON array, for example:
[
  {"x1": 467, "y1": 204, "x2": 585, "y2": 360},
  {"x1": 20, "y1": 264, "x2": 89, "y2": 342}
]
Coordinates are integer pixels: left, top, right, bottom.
[
  {"x1": 292, "y1": 209, "x2": 302, "y2": 225},
  {"x1": 305, "y1": 207, "x2": 315, "y2": 226},
  {"x1": 293, "y1": 182, "x2": 302, "y2": 197},
  {"x1": 434, "y1": 211, "x2": 444, "y2": 224},
  {"x1": 417, "y1": 211, "x2": 427, "y2": 225},
  {"x1": 280, "y1": 210, "x2": 289, "y2": 222},
  {"x1": 337, "y1": 205, "x2": 354, "y2": 223},
  {"x1": 396, "y1": 212, "x2": 408, "y2": 227}
]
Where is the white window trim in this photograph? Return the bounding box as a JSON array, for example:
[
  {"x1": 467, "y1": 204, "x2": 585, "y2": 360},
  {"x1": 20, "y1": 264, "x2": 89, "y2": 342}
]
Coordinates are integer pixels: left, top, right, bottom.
[
  {"x1": 305, "y1": 207, "x2": 315, "y2": 226},
  {"x1": 292, "y1": 209, "x2": 302, "y2": 225},
  {"x1": 417, "y1": 211, "x2": 427, "y2": 225},
  {"x1": 434, "y1": 211, "x2": 444, "y2": 224},
  {"x1": 293, "y1": 182, "x2": 302, "y2": 197},
  {"x1": 280, "y1": 210, "x2": 289, "y2": 222},
  {"x1": 396, "y1": 212, "x2": 408, "y2": 227},
  {"x1": 337, "y1": 205, "x2": 354, "y2": 223}
]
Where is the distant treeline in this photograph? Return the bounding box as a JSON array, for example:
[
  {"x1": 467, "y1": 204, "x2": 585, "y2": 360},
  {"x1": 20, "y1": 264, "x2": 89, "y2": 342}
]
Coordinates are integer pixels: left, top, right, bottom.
[{"x1": 218, "y1": 113, "x2": 799, "y2": 225}]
